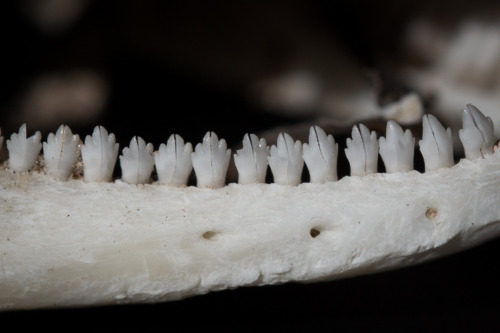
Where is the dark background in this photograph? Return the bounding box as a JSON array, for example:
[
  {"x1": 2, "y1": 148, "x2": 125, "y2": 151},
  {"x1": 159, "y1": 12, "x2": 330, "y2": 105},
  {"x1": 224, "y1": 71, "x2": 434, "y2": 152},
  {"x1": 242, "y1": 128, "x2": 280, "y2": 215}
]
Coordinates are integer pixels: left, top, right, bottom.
[{"x1": 1, "y1": 0, "x2": 500, "y2": 331}]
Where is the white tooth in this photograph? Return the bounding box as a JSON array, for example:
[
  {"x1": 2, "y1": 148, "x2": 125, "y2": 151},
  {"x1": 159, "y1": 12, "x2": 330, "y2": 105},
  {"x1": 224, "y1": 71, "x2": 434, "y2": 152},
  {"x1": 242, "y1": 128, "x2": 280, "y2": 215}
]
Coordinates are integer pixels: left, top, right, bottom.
[
  {"x1": 303, "y1": 126, "x2": 338, "y2": 183},
  {"x1": 234, "y1": 134, "x2": 269, "y2": 184},
  {"x1": 268, "y1": 133, "x2": 304, "y2": 185},
  {"x1": 191, "y1": 132, "x2": 231, "y2": 188},
  {"x1": 6, "y1": 123, "x2": 42, "y2": 172},
  {"x1": 378, "y1": 120, "x2": 415, "y2": 173},
  {"x1": 43, "y1": 125, "x2": 80, "y2": 181},
  {"x1": 81, "y1": 126, "x2": 119, "y2": 182},
  {"x1": 234, "y1": 133, "x2": 269, "y2": 184},
  {"x1": 419, "y1": 115, "x2": 454, "y2": 172},
  {"x1": 154, "y1": 134, "x2": 193, "y2": 187},
  {"x1": 459, "y1": 104, "x2": 495, "y2": 160},
  {"x1": 119, "y1": 136, "x2": 154, "y2": 185},
  {"x1": 345, "y1": 124, "x2": 378, "y2": 176}
]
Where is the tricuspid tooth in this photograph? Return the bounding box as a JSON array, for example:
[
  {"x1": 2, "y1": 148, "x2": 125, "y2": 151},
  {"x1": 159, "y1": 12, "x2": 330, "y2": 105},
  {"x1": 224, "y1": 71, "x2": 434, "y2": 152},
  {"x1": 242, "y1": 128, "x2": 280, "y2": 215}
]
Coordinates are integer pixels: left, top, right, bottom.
[
  {"x1": 119, "y1": 136, "x2": 155, "y2": 185},
  {"x1": 191, "y1": 132, "x2": 231, "y2": 188},
  {"x1": 459, "y1": 104, "x2": 495, "y2": 160},
  {"x1": 345, "y1": 124, "x2": 378, "y2": 176},
  {"x1": 302, "y1": 126, "x2": 338, "y2": 183},
  {"x1": 81, "y1": 126, "x2": 119, "y2": 182},
  {"x1": 419, "y1": 115, "x2": 454, "y2": 172},
  {"x1": 378, "y1": 120, "x2": 415, "y2": 173},
  {"x1": 268, "y1": 133, "x2": 304, "y2": 186},
  {"x1": 43, "y1": 125, "x2": 80, "y2": 181},
  {"x1": 234, "y1": 133, "x2": 269, "y2": 184},
  {"x1": 154, "y1": 134, "x2": 193, "y2": 187},
  {"x1": 6, "y1": 123, "x2": 42, "y2": 172}
]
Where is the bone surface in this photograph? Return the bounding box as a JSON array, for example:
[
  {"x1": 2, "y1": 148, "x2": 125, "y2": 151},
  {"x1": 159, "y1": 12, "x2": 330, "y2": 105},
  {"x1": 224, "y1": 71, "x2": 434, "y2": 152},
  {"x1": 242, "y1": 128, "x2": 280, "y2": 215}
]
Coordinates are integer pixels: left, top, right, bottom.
[{"x1": 1, "y1": 151, "x2": 500, "y2": 310}]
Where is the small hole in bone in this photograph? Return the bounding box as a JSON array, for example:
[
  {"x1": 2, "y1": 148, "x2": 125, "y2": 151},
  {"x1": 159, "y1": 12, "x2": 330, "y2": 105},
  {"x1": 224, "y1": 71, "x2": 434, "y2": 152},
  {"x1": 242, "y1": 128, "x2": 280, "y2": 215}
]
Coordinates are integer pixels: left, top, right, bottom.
[
  {"x1": 425, "y1": 207, "x2": 438, "y2": 219},
  {"x1": 202, "y1": 231, "x2": 217, "y2": 240},
  {"x1": 310, "y1": 228, "x2": 321, "y2": 238}
]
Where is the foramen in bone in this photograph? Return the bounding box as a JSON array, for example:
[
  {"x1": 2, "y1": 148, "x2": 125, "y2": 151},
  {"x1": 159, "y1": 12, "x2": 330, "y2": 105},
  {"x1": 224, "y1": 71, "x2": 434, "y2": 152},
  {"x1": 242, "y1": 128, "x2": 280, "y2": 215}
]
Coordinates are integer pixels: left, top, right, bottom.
[{"x1": 0, "y1": 104, "x2": 496, "y2": 187}]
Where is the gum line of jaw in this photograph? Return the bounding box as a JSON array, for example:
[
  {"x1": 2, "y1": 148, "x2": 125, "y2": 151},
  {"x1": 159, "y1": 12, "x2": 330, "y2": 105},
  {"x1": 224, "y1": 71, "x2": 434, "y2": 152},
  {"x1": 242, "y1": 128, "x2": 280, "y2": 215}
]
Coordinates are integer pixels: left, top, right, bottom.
[{"x1": 0, "y1": 104, "x2": 496, "y2": 187}]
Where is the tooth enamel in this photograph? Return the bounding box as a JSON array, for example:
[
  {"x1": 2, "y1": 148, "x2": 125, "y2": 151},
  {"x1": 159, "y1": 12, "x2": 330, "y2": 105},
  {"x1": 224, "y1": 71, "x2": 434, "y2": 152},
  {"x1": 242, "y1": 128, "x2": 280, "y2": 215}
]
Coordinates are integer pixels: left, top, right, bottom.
[
  {"x1": 378, "y1": 120, "x2": 415, "y2": 173},
  {"x1": 234, "y1": 133, "x2": 269, "y2": 184},
  {"x1": 154, "y1": 134, "x2": 193, "y2": 187},
  {"x1": 81, "y1": 126, "x2": 119, "y2": 182},
  {"x1": 459, "y1": 104, "x2": 495, "y2": 160},
  {"x1": 119, "y1": 136, "x2": 154, "y2": 185},
  {"x1": 6, "y1": 123, "x2": 42, "y2": 172},
  {"x1": 191, "y1": 132, "x2": 231, "y2": 188},
  {"x1": 345, "y1": 124, "x2": 378, "y2": 176},
  {"x1": 42, "y1": 125, "x2": 80, "y2": 181},
  {"x1": 268, "y1": 133, "x2": 304, "y2": 185},
  {"x1": 419, "y1": 115, "x2": 454, "y2": 172},
  {"x1": 302, "y1": 126, "x2": 338, "y2": 183}
]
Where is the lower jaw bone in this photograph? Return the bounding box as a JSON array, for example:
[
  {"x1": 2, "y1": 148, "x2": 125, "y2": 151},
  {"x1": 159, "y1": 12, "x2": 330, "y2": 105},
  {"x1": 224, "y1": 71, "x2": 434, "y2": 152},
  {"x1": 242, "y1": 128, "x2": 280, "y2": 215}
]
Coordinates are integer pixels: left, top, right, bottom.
[{"x1": 1, "y1": 150, "x2": 500, "y2": 310}]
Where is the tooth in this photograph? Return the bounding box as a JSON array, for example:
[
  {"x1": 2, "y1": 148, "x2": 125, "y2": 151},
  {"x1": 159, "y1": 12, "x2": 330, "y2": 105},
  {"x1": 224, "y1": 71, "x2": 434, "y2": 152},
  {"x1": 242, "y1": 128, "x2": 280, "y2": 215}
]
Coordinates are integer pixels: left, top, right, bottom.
[
  {"x1": 6, "y1": 123, "x2": 42, "y2": 172},
  {"x1": 302, "y1": 126, "x2": 338, "y2": 183},
  {"x1": 119, "y1": 136, "x2": 154, "y2": 185},
  {"x1": 42, "y1": 125, "x2": 80, "y2": 181},
  {"x1": 419, "y1": 115, "x2": 454, "y2": 172},
  {"x1": 459, "y1": 104, "x2": 495, "y2": 160},
  {"x1": 81, "y1": 126, "x2": 119, "y2": 182},
  {"x1": 345, "y1": 124, "x2": 378, "y2": 176},
  {"x1": 154, "y1": 134, "x2": 193, "y2": 186},
  {"x1": 234, "y1": 133, "x2": 269, "y2": 184},
  {"x1": 191, "y1": 132, "x2": 231, "y2": 188},
  {"x1": 378, "y1": 120, "x2": 415, "y2": 173},
  {"x1": 268, "y1": 133, "x2": 304, "y2": 185}
]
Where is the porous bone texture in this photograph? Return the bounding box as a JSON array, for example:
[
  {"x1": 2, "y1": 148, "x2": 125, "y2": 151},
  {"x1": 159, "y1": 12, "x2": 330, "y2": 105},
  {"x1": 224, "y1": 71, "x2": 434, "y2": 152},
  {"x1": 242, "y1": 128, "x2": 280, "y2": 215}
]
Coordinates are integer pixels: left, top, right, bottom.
[{"x1": 1, "y1": 151, "x2": 500, "y2": 310}]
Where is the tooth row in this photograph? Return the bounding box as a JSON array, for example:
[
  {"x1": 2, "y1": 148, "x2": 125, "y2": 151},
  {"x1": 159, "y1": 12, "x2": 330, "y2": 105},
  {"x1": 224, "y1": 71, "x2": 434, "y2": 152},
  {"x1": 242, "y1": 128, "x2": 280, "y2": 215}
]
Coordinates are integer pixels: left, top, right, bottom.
[{"x1": 0, "y1": 104, "x2": 496, "y2": 187}]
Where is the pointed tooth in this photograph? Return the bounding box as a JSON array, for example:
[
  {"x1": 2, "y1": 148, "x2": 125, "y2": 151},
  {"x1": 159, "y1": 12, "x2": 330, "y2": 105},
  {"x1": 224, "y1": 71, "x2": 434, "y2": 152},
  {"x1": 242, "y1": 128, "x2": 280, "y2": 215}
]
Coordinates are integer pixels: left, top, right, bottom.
[
  {"x1": 154, "y1": 134, "x2": 193, "y2": 186},
  {"x1": 378, "y1": 120, "x2": 415, "y2": 173},
  {"x1": 268, "y1": 133, "x2": 304, "y2": 185},
  {"x1": 459, "y1": 104, "x2": 495, "y2": 160},
  {"x1": 43, "y1": 125, "x2": 80, "y2": 181},
  {"x1": 6, "y1": 123, "x2": 42, "y2": 172},
  {"x1": 191, "y1": 132, "x2": 231, "y2": 188},
  {"x1": 419, "y1": 115, "x2": 454, "y2": 172},
  {"x1": 81, "y1": 126, "x2": 119, "y2": 182},
  {"x1": 345, "y1": 124, "x2": 378, "y2": 176},
  {"x1": 234, "y1": 133, "x2": 269, "y2": 184},
  {"x1": 302, "y1": 126, "x2": 338, "y2": 183},
  {"x1": 119, "y1": 136, "x2": 154, "y2": 185}
]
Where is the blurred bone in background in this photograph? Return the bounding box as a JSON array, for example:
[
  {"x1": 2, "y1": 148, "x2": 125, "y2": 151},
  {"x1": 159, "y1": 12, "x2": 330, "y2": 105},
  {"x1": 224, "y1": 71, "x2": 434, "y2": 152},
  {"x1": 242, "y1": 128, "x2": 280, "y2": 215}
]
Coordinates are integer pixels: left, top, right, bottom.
[{"x1": 3, "y1": 0, "x2": 500, "y2": 156}]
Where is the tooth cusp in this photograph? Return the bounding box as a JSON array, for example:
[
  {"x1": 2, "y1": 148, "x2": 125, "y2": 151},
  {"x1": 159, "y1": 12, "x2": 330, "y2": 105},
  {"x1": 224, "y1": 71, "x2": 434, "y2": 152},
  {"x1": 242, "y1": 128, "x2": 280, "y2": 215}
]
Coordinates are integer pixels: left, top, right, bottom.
[
  {"x1": 268, "y1": 133, "x2": 304, "y2": 185},
  {"x1": 6, "y1": 124, "x2": 42, "y2": 172},
  {"x1": 191, "y1": 132, "x2": 231, "y2": 188},
  {"x1": 419, "y1": 115, "x2": 454, "y2": 172},
  {"x1": 81, "y1": 126, "x2": 119, "y2": 182},
  {"x1": 234, "y1": 133, "x2": 269, "y2": 184},
  {"x1": 42, "y1": 125, "x2": 80, "y2": 181},
  {"x1": 378, "y1": 120, "x2": 415, "y2": 173},
  {"x1": 459, "y1": 104, "x2": 495, "y2": 160},
  {"x1": 154, "y1": 134, "x2": 193, "y2": 187},
  {"x1": 302, "y1": 126, "x2": 338, "y2": 183},
  {"x1": 120, "y1": 136, "x2": 154, "y2": 185},
  {"x1": 345, "y1": 124, "x2": 378, "y2": 176}
]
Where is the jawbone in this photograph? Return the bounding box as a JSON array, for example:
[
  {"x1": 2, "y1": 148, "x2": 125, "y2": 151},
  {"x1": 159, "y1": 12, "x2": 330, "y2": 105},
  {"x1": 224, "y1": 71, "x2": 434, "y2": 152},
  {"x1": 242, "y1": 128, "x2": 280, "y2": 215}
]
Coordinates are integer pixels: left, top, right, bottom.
[{"x1": 1, "y1": 149, "x2": 500, "y2": 310}]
